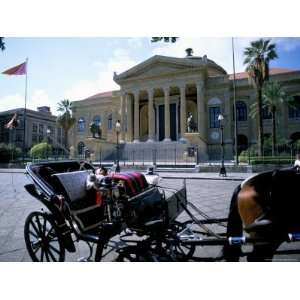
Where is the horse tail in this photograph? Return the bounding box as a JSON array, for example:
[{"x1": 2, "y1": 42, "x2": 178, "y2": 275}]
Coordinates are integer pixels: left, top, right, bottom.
[{"x1": 222, "y1": 184, "x2": 243, "y2": 261}]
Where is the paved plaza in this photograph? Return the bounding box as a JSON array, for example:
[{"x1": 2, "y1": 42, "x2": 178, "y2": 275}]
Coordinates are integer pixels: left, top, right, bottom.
[{"x1": 0, "y1": 171, "x2": 299, "y2": 262}]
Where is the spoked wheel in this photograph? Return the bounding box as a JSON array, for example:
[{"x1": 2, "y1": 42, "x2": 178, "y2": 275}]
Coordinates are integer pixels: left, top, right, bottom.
[
  {"x1": 24, "y1": 211, "x2": 65, "y2": 262},
  {"x1": 168, "y1": 243, "x2": 196, "y2": 261}
]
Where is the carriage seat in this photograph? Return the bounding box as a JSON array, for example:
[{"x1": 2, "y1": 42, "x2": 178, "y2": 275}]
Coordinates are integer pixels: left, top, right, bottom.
[
  {"x1": 52, "y1": 170, "x2": 105, "y2": 232},
  {"x1": 52, "y1": 170, "x2": 90, "y2": 203}
]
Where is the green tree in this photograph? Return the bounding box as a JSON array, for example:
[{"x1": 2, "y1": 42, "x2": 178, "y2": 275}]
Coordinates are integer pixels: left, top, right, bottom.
[
  {"x1": 30, "y1": 142, "x2": 52, "y2": 159},
  {"x1": 56, "y1": 99, "x2": 76, "y2": 151},
  {"x1": 243, "y1": 38, "x2": 278, "y2": 156},
  {"x1": 151, "y1": 37, "x2": 178, "y2": 43},
  {"x1": 250, "y1": 81, "x2": 292, "y2": 156},
  {"x1": 0, "y1": 37, "x2": 5, "y2": 51},
  {"x1": 262, "y1": 81, "x2": 293, "y2": 155}
]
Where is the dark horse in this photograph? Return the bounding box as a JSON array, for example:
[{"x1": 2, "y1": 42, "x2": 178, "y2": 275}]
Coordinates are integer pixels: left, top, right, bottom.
[{"x1": 223, "y1": 166, "x2": 300, "y2": 261}]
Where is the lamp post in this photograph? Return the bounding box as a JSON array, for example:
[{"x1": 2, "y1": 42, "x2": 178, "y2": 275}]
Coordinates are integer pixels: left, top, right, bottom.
[
  {"x1": 115, "y1": 120, "x2": 121, "y2": 172},
  {"x1": 218, "y1": 114, "x2": 227, "y2": 177},
  {"x1": 46, "y1": 128, "x2": 51, "y2": 160}
]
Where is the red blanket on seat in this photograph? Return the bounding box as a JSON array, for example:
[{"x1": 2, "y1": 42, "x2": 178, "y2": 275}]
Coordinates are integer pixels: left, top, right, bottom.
[{"x1": 111, "y1": 172, "x2": 149, "y2": 197}]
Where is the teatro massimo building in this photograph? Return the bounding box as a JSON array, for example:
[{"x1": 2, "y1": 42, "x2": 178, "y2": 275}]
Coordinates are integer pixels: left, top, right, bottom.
[{"x1": 70, "y1": 50, "x2": 300, "y2": 163}]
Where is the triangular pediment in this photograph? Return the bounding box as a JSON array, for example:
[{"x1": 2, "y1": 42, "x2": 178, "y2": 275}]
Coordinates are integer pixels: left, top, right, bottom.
[
  {"x1": 114, "y1": 55, "x2": 207, "y2": 83},
  {"x1": 127, "y1": 62, "x2": 191, "y2": 79}
]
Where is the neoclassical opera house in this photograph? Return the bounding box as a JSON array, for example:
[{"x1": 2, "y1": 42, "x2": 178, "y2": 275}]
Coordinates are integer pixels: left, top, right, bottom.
[{"x1": 70, "y1": 50, "x2": 300, "y2": 161}]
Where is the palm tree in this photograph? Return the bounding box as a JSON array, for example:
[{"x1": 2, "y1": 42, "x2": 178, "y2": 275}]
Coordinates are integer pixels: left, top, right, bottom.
[
  {"x1": 243, "y1": 38, "x2": 278, "y2": 155},
  {"x1": 261, "y1": 81, "x2": 292, "y2": 156},
  {"x1": 56, "y1": 99, "x2": 76, "y2": 152},
  {"x1": 0, "y1": 37, "x2": 5, "y2": 51}
]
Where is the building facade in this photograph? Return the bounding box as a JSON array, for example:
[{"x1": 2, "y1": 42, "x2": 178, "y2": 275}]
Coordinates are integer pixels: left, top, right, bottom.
[
  {"x1": 70, "y1": 53, "x2": 300, "y2": 161},
  {"x1": 0, "y1": 106, "x2": 66, "y2": 153}
]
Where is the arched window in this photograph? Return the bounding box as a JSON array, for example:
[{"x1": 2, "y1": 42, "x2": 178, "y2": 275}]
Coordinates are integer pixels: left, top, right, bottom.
[
  {"x1": 93, "y1": 115, "x2": 101, "y2": 127},
  {"x1": 108, "y1": 113, "x2": 113, "y2": 131},
  {"x1": 208, "y1": 97, "x2": 221, "y2": 128},
  {"x1": 289, "y1": 96, "x2": 300, "y2": 119},
  {"x1": 237, "y1": 134, "x2": 248, "y2": 154},
  {"x1": 78, "y1": 117, "x2": 85, "y2": 132},
  {"x1": 77, "y1": 141, "x2": 85, "y2": 155},
  {"x1": 209, "y1": 106, "x2": 221, "y2": 128},
  {"x1": 236, "y1": 101, "x2": 247, "y2": 121}
]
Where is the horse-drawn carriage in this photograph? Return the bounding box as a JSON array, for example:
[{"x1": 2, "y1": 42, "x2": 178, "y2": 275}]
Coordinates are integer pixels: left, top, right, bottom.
[{"x1": 23, "y1": 160, "x2": 300, "y2": 262}]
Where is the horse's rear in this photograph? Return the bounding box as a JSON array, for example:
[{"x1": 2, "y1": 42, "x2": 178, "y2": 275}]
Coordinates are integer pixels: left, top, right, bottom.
[{"x1": 223, "y1": 167, "x2": 300, "y2": 261}]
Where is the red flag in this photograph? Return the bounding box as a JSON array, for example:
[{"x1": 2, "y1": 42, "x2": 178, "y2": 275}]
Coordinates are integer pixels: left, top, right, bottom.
[
  {"x1": 2, "y1": 61, "x2": 27, "y2": 75},
  {"x1": 5, "y1": 113, "x2": 19, "y2": 129}
]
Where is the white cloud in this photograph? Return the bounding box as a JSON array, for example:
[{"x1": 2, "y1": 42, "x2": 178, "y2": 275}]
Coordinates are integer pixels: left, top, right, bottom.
[
  {"x1": 127, "y1": 37, "x2": 144, "y2": 49},
  {"x1": 64, "y1": 47, "x2": 139, "y2": 101},
  {"x1": 0, "y1": 89, "x2": 59, "y2": 115},
  {"x1": 273, "y1": 37, "x2": 300, "y2": 52},
  {"x1": 151, "y1": 37, "x2": 257, "y2": 73},
  {"x1": 0, "y1": 94, "x2": 24, "y2": 111}
]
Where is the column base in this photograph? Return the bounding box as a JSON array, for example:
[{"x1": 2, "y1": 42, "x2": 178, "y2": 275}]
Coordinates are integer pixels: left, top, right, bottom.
[
  {"x1": 163, "y1": 138, "x2": 171, "y2": 142},
  {"x1": 147, "y1": 138, "x2": 154, "y2": 143},
  {"x1": 120, "y1": 139, "x2": 125, "y2": 144},
  {"x1": 133, "y1": 139, "x2": 140, "y2": 143},
  {"x1": 179, "y1": 137, "x2": 188, "y2": 144}
]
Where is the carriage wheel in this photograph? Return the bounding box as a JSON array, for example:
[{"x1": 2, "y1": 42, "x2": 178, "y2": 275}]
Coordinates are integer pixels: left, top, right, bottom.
[
  {"x1": 170, "y1": 243, "x2": 195, "y2": 261},
  {"x1": 24, "y1": 211, "x2": 65, "y2": 262}
]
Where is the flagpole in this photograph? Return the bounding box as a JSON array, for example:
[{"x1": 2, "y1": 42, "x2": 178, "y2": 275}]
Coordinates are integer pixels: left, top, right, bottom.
[
  {"x1": 22, "y1": 58, "x2": 28, "y2": 163},
  {"x1": 232, "y1": 38, "x2": 239, "y2": 165}
]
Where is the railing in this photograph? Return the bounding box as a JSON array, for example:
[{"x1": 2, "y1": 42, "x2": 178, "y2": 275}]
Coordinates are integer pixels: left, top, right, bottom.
[{"x1": 93, "y1": 146, "x2": 198, "y2": 167}]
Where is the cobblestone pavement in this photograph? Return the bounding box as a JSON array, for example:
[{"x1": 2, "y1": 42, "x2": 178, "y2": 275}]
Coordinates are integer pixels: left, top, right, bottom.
[{"x1": 0, "y1": 172, "x2": 299, "y2": 262}]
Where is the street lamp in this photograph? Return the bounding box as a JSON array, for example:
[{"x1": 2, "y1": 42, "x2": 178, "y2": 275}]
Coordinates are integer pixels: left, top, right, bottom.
[
  {"x1": 218, "y1": 114, "x2": 227, "y2": 177},
  {"x1": 115, "y1": 120, "x2": 121, "y2": 172},
  {"x1": 46, "y1": 128, "x2": 51, "y2": 160}
]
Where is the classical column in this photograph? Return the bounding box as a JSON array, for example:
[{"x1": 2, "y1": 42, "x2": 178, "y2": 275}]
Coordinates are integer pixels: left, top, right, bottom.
[
  {"x1": 126, "y1": 94, "x2": 133, "y2": 142},
  {"x1": 179, "y1": 84, "x2": 187, "y2": 142},
  {"x1": 120, "y1": 92, "x2": 126, "y2": 143},
  {"x1": 133, "y1": 90, "x2": 140, "y2": 142},
  {"x1": 147, "y1": 88, "x2": 155, "y2": 142},
  {"x1": 163, "y1": 86, "x2": 171, "y2": 142},
  {"x1": 196, "y1": 81, "x2": 206, "y2": 140}
]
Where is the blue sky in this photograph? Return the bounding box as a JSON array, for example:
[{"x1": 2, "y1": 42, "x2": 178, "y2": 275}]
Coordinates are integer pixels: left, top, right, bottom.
[{"x1": 1, "y1": 37, "x2": 300, "y2": 115}]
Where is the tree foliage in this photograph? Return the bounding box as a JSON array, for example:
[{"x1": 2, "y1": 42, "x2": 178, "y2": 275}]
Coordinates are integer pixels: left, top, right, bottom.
[
  {"x1": 0, "y1": 37, "x2": 5, "y2": 51},
  {"x1": 30, "y1": 142, "x2": 52, "y2": 159},
  {"x1": 0, "y1": 143, "x2": 22, "y2": 163},
  {"x1": 56, "y1": 99, "x2": 76, "y2": 150},
  {"x1": 243, "y1": 38, "x2": 278, "y2": 155},
  {"x1": 151, "y1": 37, "x2": 178, "y2": 43}
]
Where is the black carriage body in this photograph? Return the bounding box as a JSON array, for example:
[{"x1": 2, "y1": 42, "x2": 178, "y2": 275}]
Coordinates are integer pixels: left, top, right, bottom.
[{"x1": 24, "y1": 160, "x2": 188, "y2": 261}]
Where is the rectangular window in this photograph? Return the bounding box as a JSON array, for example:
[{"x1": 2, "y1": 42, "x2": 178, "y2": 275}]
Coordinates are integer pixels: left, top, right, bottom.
[
  {"x1": 39, "y1": 124, "x2": 44, "y2": 134},
  {"x1": 16, "y1": 134, "x2": 23, "y2": 142},
  {"x1": 108, "y1": 114, "x2": 113, "y2": 131},
  {"x1": 32, "y1": 123, "x2": 37, "y2": 133},
  {"x1": 209, "y1": 106, "x2": 220, "y2": 128},
  {"x1": 289, "y1": 96, "x2": 300, "y2": 119},
  {"x1": 32, "y1": 134, "x2": 37, "y2": 144}
]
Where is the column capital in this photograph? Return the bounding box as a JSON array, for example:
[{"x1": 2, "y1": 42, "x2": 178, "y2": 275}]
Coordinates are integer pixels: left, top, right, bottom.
[
  {"x1": 132, "y1": 89, "x2": 139, "y2": 98},
  {"x1": 163, "y1": 86, "x2": 170, "y2": 94},
  {"x1": 178, "y1": 82, "x2": 186, "y2": 90},
  {"x1": 196, "y1": 80, "x2": 205, "y2": 90},
  {"x1": 147, "y1": 88, "x2": 154, "y2": 98},
  {"x1": 120, "y1": 90, "x2": 127, "y2": 97}
]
